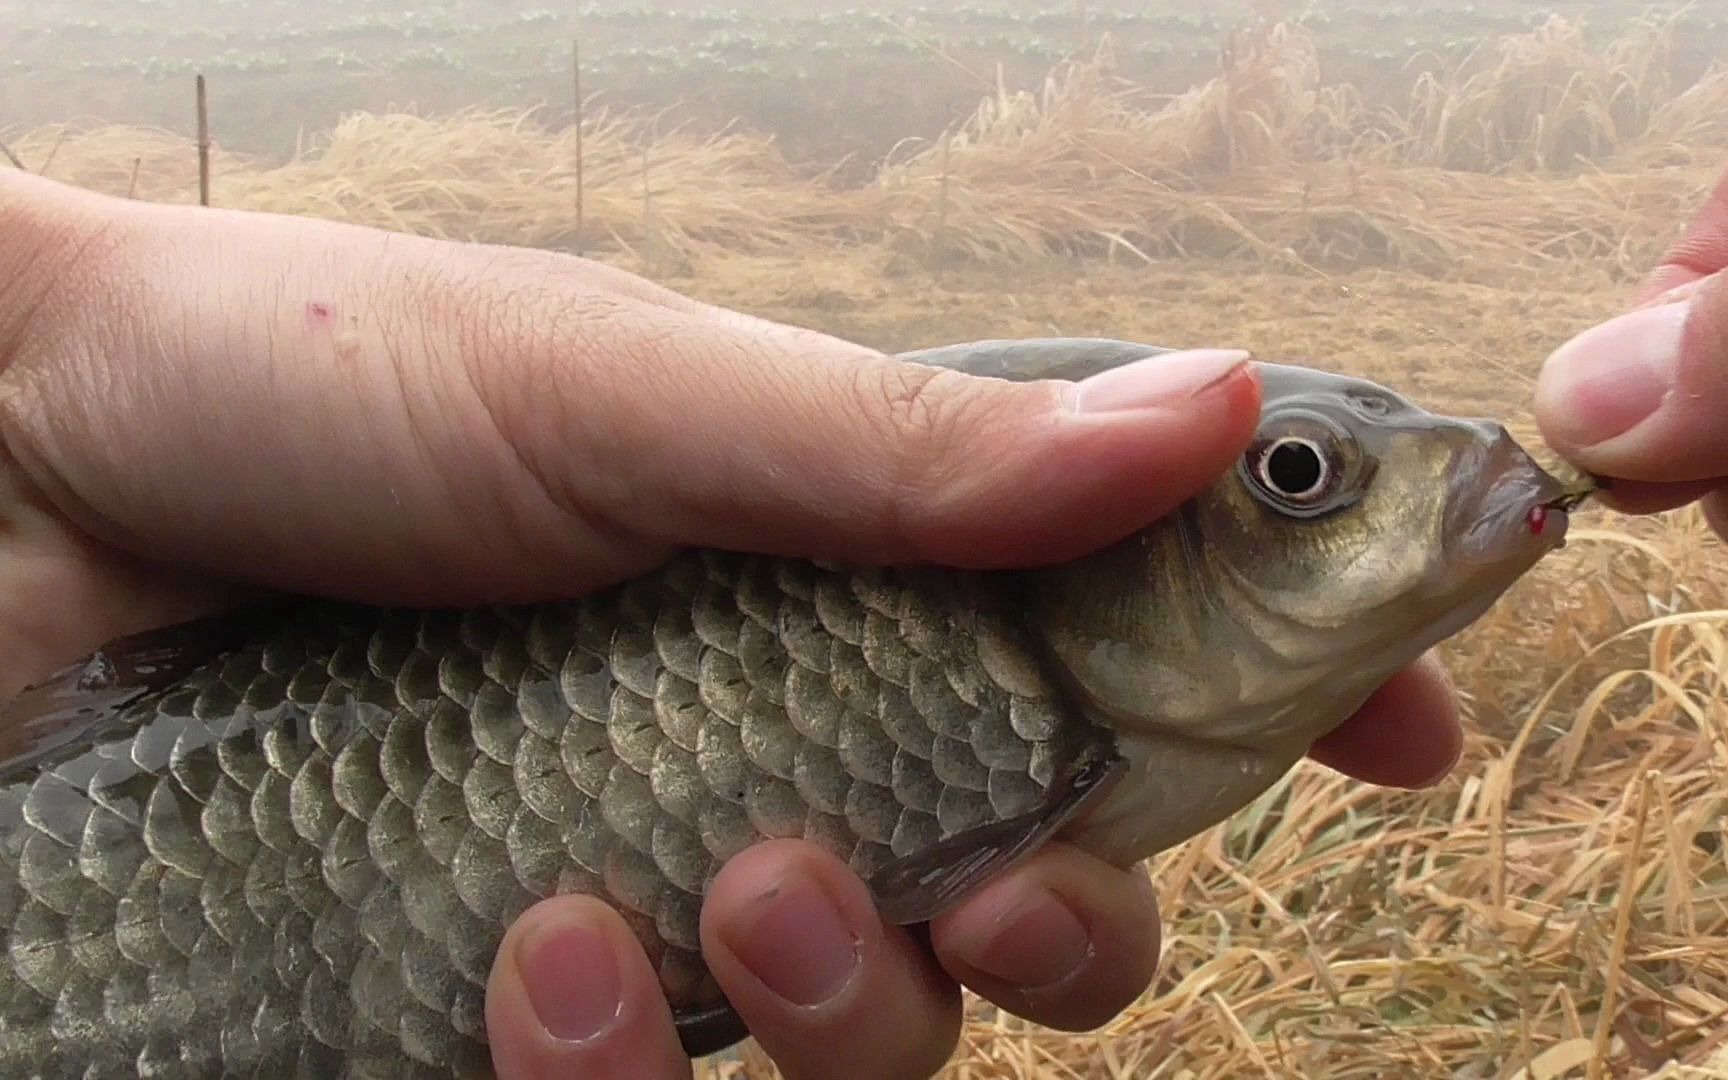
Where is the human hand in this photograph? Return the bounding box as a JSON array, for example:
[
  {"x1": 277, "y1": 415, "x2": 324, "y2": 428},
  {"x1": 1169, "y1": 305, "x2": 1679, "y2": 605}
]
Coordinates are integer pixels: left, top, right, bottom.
[
  {"x1": 1534, "y1": 164, "x2": 1728, "y2": 539},
  {"x1": 0, "y1": 169, "x2": 1461, "y2": 1078}
]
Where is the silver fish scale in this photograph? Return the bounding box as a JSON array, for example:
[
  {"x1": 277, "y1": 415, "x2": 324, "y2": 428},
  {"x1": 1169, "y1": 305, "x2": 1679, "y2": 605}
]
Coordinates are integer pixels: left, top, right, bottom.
[{"x1": 0, "y1": 550, "x2": 1089, "y2": 1077}]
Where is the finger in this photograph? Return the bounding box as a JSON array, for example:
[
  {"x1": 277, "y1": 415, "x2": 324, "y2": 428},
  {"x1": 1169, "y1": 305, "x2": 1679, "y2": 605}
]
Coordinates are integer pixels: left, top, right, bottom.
[
  {"x1": 2, "y1": 188, "x2": 1263, "y2": 607},
  {"x1": 1586, "y1": 476, "x2": 1724, "y2": 516},
  {"x1": 1634, "y1": 166, "x2": 1728, "y2": 303},
  {"x1": 485, "y1": 895, "x2": 691, "y2": 1080},
  {"x1": 486, "y1": 302, "x2": 1261, "y2": 575},
  {"x1": 699, "y1": 840, "x2": 962, "y2": 1080},
  {"x1": 929, "y1": 845, "x2": 1160, "y2": 1032},
  {"x1": 1307, "y1": 653, "x2": 1462, "y2": 788},
  {"x1": 1533, "y1": 267, "x2": 1728, "y2": 482},
  {"x1": 1633, "y1": 268, "x2": 1720, "y2": 311}
]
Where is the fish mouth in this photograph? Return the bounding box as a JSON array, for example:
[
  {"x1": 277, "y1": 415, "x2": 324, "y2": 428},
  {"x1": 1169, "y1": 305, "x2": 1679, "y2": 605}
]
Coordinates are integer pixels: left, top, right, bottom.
[{"x1": 1447, "y1": 426, "x2": 1594, "y2": 569}]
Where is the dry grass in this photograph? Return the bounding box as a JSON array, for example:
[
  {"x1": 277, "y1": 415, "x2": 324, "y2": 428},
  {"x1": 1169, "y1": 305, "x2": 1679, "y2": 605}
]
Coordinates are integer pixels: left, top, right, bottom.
[
  {"x1": 8, "y1": 12, "x2": 1728, "y2": 1077},
  {"x1": 1401, "y1": 11, "x2": 1726, "y2": 172},
  {"x1": 6, "y1": 17, "x2": 1728, "y2": 279},
  {"x1": 872, "y1": 16, "x2": 1728, "y2": 276},
  {"x1": 2, "y1": 108, "x2": 864, "y2": 266}
]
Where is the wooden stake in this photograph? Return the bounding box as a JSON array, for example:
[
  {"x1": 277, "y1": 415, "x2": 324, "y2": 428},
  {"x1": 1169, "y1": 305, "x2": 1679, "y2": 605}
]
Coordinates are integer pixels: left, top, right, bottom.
[
  {"x1": 933, "y1": 131, "x2": 952, "y2": 286},
  {"x1": 38, "y1": 130, "x2": 66, "y2": 177},
  {"x1": 127, "y1": 156, "x2": 142, "y2": 199},
  {"x1": 573, "y1": 40, "x2": 586, "y2": 257},
  {"x1": 196, "y1": 73, "x2": 211, "y2": 206}
]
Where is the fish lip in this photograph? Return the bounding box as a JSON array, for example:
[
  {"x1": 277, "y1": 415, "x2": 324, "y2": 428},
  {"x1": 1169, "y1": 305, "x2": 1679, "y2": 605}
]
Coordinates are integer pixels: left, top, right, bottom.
[
  {"x1": 1465, "y1": 474, "x2": 1570, "y2": 558},
  {"x1": 1448, "y1": 434, "x2": 1575, "y2": 568}
]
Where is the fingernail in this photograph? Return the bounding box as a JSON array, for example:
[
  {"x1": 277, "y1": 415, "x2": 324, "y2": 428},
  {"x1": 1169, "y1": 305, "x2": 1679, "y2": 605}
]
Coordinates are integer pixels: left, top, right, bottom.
[
  {"x1": 518, "y1": 915, "x2": 624, "y2": 1043},
  {"x1": 1067, "y1": 348, "x2": 1251, "y2": 414},
  {"x1": 1634, "y1": 268, "x2": 1723, "y2": 310},
  {"x1": 720, "y1": 871, "x2": 860, "y2": 1007},
  {"x1": 1536, "y1": 302, "x2": 1686, "y2": 448},
  {"x1": 951, "y1": 890, "x2": 1091, "y2": 990}
]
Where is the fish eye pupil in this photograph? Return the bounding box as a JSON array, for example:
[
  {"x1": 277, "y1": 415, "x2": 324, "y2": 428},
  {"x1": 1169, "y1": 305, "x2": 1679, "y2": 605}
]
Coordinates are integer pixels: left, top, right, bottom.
[{"x1": 1263, "y1": 438, "x2": 1325, "y2": 497}]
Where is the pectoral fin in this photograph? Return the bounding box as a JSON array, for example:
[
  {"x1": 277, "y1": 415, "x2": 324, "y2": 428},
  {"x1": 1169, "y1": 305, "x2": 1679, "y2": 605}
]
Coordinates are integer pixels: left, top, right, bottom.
[
  {"x1": 867, "y1": 745, "x2": 1125, "y2": 926},
  {"x1": 0, "y1": 604, "x2": 284, "y2": 777}
]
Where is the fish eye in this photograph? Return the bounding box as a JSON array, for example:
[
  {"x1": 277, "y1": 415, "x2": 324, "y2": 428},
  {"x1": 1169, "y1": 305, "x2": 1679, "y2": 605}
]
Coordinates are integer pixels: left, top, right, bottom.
[
  {"x1": 1237, "y1": 407, "x2": 1362, "y2": 517},
  {"x1": 1239, "y1": 422, "x2": 1358, "y2": 517},
  {"x1": 1253, "y1": 437, "x2": 1330, "y2": 502}
]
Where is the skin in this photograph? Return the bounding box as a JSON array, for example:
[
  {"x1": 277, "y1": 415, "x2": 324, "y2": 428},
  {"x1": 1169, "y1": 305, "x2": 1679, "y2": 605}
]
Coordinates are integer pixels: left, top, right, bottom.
[
  {"x1": 1534, "y1": 162, "x2": 1728, "y2": 540},
  {"x1": 0, "y1": 168, "x2": 1461, "y2": 1079}
]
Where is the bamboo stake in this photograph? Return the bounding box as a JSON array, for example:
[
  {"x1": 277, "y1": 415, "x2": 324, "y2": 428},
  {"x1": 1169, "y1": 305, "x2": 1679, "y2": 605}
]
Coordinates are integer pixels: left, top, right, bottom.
[
  {"x1": 933, "y1": 131, "x2": 951, "y2": 285},
  {"x1": 195, "y1": 73, "x2": 211, "y2": 206},
  {"x1": 37, "y1": 130, "x2": 66, "y2": 177}
]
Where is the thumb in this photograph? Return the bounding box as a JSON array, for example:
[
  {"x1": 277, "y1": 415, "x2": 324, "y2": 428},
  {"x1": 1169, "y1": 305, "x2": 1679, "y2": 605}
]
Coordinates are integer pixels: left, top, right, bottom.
[
  {"x1": 489, "y1": 290, "x2": 1262, "y2": 572},
  {"x1": 1, "y1": 176, "x2": 1262, "y2": 607},
  {"x1": 1533, "y1": 269, "x2": 1728, "y2": 483}
]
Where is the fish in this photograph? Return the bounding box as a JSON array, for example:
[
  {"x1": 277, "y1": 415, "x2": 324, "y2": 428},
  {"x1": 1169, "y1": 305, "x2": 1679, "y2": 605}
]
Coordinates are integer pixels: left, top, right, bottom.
[{"x1": 0, "y1": 337, "x2": 1581, "y2": 1078}]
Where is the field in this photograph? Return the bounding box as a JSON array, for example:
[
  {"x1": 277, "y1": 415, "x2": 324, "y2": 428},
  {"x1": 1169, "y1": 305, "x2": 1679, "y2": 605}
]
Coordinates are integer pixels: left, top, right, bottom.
[
  {"x1": 7, "y1": 1, "x2": 1728, "y2": 1077},
  {"x1": 7, "y1": 0, "x2": 1728, "y2": 173}
]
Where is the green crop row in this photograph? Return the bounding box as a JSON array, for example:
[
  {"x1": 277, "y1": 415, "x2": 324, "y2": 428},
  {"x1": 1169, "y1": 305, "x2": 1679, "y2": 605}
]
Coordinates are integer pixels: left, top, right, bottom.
[
  {"x1": 8, "y1": 0, "x2": 1721, "y2": 89},
  {"x1": 14, "y1": 2, "x2": 1719, "y2": 55}
]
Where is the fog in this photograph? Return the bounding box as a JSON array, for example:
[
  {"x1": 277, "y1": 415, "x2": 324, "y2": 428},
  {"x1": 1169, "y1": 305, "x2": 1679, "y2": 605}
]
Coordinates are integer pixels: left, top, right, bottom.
[{"x1": 4, "y1": 0, "x2": 1703, "y2": 175}]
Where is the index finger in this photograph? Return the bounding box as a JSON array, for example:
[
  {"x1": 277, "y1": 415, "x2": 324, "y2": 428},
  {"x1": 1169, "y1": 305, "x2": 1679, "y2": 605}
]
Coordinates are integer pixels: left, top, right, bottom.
[{"x1": 1307, "y1": 654, "x2": 1463, "y2": 789}]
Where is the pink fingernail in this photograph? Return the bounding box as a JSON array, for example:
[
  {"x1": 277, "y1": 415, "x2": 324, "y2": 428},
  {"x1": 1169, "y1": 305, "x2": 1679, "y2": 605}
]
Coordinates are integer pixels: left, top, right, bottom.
[
  {"x1": 519, "y1": 917, "x2": 624, "y2": 1043},
  {"x1": 721, "y1": 871, "x2": 860, "y2": 1007},
  {"x1": 1067, "y1": 349, "x2": 1251, "y2": 414}
]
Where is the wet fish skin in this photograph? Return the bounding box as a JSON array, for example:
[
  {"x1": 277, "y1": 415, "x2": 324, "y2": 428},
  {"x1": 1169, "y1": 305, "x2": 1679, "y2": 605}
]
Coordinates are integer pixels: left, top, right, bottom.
[
  {"x1": 3, "y1": 553, "x2": 1102, "y2": 1079},
  {"x1": 0, "y1": 339, "x2": 1574, "y2": 1077}
]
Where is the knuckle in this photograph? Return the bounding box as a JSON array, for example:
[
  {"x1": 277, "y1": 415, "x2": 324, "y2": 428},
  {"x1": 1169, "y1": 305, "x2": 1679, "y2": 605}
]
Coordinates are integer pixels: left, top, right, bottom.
[
  {"x1": 857, "y1": 360, "x2": 951, "y2": 449},
  {"x1": 850, "y1": 361, "x2": 1004, "y2": 552}
]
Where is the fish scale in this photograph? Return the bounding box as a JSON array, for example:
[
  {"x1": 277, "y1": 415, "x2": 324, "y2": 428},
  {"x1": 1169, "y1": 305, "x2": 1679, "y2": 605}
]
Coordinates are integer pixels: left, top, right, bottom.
[{"x1": 0, "y1": 548, "x2": 1090, "y2": 1078}]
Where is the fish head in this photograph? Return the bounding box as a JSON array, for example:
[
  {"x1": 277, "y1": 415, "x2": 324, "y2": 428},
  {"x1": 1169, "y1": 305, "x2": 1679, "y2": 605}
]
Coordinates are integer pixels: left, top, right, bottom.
[
  {"x1": 1030, "y1": 362, "x2": 1575, "y2": 862},
  {"x1": 1182, "y1": 362, "x2": 1571, "y2": 659}
]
